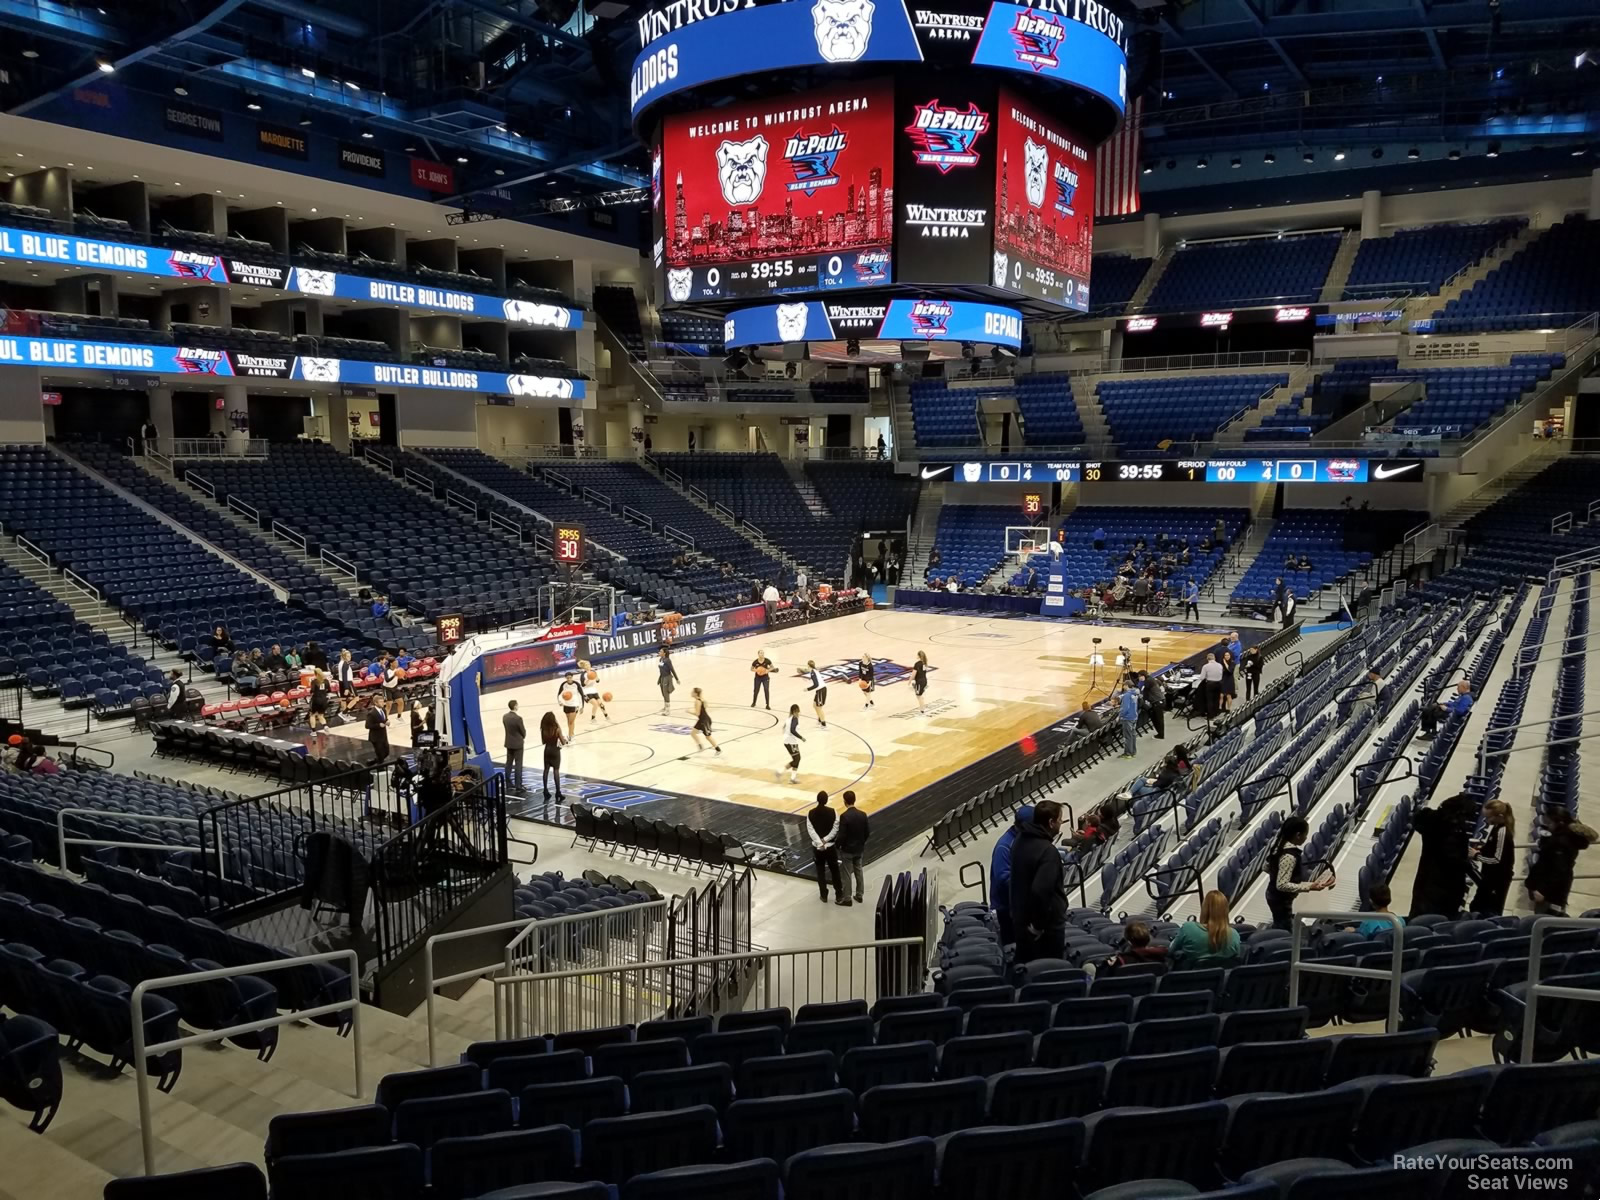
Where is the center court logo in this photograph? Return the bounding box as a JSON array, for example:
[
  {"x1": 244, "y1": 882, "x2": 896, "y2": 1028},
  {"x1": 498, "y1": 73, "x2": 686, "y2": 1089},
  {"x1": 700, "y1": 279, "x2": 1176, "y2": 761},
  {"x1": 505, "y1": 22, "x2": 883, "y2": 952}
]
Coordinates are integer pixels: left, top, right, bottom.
[
  {"x1": 1011, "y1": 10, "x2": 1065, "y2": 71},
  {"x1": 811, "y1": 0, "x2": 874, "y2": 63},
  {"x1": 716, "y1": 135, "x2": 769, "y2": 205},
  {"x1": 785, "y1": 127, "x2": 847, "y2": 196},
  {"x1": 806, "y1": 657, "x2": 921, "y2": 687},
  {"x1": 904, "y1": 101, "x2": 990, "y2": 172}
]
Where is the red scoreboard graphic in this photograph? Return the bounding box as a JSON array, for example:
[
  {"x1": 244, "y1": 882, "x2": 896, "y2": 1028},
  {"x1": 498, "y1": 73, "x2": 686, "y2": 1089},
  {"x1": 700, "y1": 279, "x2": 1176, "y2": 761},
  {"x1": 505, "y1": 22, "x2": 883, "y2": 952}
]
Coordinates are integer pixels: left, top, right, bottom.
[
  {"x1": 991, "y1": 87, "x2": 1095, "y2": 311},
  {"x1": 661, "y1": 78, "x2": 896, "y2": 301}
]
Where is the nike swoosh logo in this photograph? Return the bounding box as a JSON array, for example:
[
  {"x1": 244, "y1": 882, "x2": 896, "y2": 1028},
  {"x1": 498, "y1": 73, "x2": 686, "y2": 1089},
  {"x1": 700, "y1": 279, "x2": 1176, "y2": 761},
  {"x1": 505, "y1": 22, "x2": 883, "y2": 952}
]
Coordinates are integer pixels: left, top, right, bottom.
[
  {"x1": 1373, "y1": 463, "x2": 1420, "y2": 480},
  {"x1": 920, "y1": 465, "x2": 953, "y2": 480}
]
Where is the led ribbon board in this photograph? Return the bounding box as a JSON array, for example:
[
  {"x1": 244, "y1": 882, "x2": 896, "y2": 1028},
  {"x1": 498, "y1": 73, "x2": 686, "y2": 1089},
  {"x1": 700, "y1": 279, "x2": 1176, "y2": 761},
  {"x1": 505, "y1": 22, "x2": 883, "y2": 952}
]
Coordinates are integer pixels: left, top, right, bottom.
[
  {"x1": 723, "y1": 297, "x2": 1023, "y2": 347},
  {"x1": 630, "y1": 0, "x2": 1127, "y2": 126},
  {"x1": 0, "y1": 227, "x2": 583, "y2": 329},
  {"x1": 0, "y1": 335, "x2": 587, "y2": 398}
]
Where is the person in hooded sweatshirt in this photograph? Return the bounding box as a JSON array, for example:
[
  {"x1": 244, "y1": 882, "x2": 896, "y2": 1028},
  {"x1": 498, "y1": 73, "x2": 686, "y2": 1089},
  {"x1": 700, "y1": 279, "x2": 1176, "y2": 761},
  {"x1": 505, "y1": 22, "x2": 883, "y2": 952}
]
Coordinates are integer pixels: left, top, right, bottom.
[
  {"x1": 1008, "y1": 800, "x2": 1066, "y2": 962},
  {"x1": 990, "y1": 804, "x2": 1035, "y2": 945}
]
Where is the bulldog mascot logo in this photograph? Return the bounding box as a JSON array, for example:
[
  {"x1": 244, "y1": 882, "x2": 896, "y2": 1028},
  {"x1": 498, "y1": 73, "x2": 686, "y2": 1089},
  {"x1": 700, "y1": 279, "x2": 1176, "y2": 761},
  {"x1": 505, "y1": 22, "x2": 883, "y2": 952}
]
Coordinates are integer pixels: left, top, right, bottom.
[
  {"x1": 993, "y1": 251, "x2": 1009, "y2": 288},
  {"x1": 716, "y1": 135, "x2": 770, "y2": 206},
  {"x1": 812, "y1": 0, "x2": 874, "y2": 63},
  {"x1": 1023, "y1": 138, "x2": 1049, "y2": 208},
  {"x1": 776, "y1": 303, "x2": 811, "y2": 342},
  {"x1": 667, "y1": 268, "x2": 693, "y2": 302}
]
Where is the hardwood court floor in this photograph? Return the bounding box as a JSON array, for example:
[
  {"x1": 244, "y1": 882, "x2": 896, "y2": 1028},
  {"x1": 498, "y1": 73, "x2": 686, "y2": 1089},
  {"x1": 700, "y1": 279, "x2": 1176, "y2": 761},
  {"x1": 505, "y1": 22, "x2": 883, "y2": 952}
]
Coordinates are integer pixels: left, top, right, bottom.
[{"x1": 476, "y1": 610, "x2": 1223, "y2": 825}]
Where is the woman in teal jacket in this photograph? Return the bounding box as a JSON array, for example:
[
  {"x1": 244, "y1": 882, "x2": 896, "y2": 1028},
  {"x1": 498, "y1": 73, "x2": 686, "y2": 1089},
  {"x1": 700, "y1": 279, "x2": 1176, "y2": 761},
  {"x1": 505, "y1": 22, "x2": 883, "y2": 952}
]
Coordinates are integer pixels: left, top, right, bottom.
[{"x1": 1168, "y1": 889, "x2": 1243, "y2": 968}]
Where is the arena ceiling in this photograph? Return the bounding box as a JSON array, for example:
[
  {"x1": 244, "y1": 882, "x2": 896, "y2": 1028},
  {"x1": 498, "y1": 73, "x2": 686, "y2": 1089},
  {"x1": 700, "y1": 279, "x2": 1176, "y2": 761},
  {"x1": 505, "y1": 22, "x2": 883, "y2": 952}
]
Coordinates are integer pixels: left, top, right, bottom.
[{"x1": 0, "y1": 0, "x2": 1593, "y2": 219}]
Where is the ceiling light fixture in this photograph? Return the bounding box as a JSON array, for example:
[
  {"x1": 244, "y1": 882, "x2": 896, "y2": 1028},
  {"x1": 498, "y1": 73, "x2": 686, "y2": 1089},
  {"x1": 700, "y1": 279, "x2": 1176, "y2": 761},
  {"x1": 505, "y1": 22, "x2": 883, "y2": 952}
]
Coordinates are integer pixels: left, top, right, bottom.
[
  {"x1": 456, "y1": 155, "x2": 469, "y2": 163},
  {"x1": 1263, "y1": 152, "x2": 1275, "y2": 164},
  {"x1": 246, "y1": 98, "x2": 262, "y2": 111},
  {"x1": 1486, "y1": 141, "x2": 1500, "y2": 157},
  {"x1": 1141, "y1": 161, "x2": 1153, "y2": 174},
  {"x1": 1333, "y1": 148, "x2": 1346, "y2": 161},
  {"x1": 94, "y1": 55, "x2": 115, "y2": 74},
  {"x1": 298, "y1": 112, "x2": 313, "y2": 126},
  {"x1": 1230, "y1": 157, "x2": 1241, "y2": 168},
  {"x1": 173, "y1": 86, "x2": 188, "y2": 97},
  {"x1": 360, "y1": 128, "x2": 375, "y2": 139},
  {"x1": 1448, "y1": 148, "x2": 1461, "y2": 160},
  {"x1": 1407, "y1": 147, "x2": 1420, "y2": 159},
  {"x1": 21, "y1": 49, "x2": 37, "y2": 59},
  {"x1": 1196, "y1": 156, "x2": 1208, "y2": 169},
  {"x1": 300, "y1": 67, "x2": 316, "y2": 79}
]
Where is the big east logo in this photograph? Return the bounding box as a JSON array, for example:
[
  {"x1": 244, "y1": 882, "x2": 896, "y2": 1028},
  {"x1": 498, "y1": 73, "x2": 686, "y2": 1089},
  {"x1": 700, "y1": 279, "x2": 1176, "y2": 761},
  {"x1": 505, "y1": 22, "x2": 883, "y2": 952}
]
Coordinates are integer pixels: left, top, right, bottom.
[
  {"x1": 908, "y1": 299, "x2": 953, "y2": 338},
  {"x1": 905, "y1": 101, "x2": 989, "y2": 172},
  {"x1": 785, "y1": 127, "x2": 846, "y2": 196},
  {"x1": 1011, "y1": 10, "x2": 1065, "y2": 71},
  {"x1": 1053, "y1": 160, "x2": 1080, "y2": 217}
]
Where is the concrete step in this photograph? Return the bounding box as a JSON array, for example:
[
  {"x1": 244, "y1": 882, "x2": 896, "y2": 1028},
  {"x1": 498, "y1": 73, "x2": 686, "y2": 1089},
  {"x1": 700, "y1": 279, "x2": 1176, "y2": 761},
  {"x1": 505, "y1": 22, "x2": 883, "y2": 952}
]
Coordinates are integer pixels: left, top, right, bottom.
[{"x1": 1318, "y1": 230, "x2": 1363, "y2": 304}]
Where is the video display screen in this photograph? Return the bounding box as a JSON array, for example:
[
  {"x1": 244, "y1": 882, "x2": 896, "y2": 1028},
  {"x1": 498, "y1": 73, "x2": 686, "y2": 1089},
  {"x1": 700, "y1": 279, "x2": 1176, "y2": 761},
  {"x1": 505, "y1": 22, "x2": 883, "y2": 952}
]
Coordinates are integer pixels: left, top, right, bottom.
[
  {"x1": 892, "y1": 83, "x2": 999, "y2": 287},
  {"x1": 992, "y1": 87, "x2": 1094, "y2": 311},
  {"x1": 660, "y1": 78, "x2": 896, "y2": 303}
]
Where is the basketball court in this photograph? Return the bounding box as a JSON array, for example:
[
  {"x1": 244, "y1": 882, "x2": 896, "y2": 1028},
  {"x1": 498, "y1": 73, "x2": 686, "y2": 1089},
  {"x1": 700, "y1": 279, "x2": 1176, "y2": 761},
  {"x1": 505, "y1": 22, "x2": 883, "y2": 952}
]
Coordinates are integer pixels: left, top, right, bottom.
[{"x1": 416, "y1": 608, "x2": 1249, "y2": 875}]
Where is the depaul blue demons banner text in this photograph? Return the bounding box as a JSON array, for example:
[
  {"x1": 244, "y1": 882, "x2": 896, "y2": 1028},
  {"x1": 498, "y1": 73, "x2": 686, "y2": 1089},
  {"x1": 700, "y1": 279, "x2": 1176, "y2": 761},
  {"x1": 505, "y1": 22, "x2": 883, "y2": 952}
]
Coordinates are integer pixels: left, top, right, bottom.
[
  {"x1": 629, "y1": 0, "x2": 1127, "y2": 124},
  {"x1": 723, "y1": 298, "x2": 1022, "y2": 347},
  {"x1": 0, "y1": 335, "x2": 587, "y2": 399},
  {"x1": 0, "y1": 226, "x2": 582, "y2": 330}
]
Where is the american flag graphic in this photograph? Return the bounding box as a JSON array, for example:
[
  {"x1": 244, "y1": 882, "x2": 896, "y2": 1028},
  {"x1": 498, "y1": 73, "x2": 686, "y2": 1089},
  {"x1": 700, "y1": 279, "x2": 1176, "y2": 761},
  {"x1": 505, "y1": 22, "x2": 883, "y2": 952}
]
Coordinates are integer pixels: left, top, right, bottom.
[{"x1": 1095, "y1": 97, "x2": 1143, "y2": 218}]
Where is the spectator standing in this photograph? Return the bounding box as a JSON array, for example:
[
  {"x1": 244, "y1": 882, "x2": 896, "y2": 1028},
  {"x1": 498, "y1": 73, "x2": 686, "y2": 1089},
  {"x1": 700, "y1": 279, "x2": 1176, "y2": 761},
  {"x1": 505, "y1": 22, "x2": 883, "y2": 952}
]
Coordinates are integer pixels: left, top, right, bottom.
[
  {"x1": 503, "y1": 700, "x2": 527, "y2": 792},
  {"x1": 365, "y1": 704, "x2": 390, "y2": 763},
  {"x1": 1264, "y1": 814, "x2": 1332, "y2": 929},
  {"x1": 540, "y1": 711, "x2": 567, "y2": 801},
  {"x1": 1199, "y1": 653, "x2": 1223, "y2": 718},
  {"x1": 807, "y1": 792, "x2": 847, "y2": 905},
  {"x1": 164, "y1": 670, "x2": 186, "y2": 717},
  {"x1": 876, "y1": 432, "x2": 886, "y2": 459},
  {"x1": 657, "y1": 647, "x2": 679, "y2": 715},
  {"x1": 1141, "y1": 672, "x2": 1165, "y2": 741},
  {"x1": 837, "y1": 790, "x2": 870, "y2": 904},
  {"x1": 1182, "y1": 578, "x2": 1199, "y2": 622},
  {"x1": 1419, "y1": 680, "x2": 1473, "y2": 739},
  {"x1": 1118, "y1": 684, "x2": 1140, "y2": 758},
  {"x1": 1092, "y1": 526, "x2": 1107, "y2": 551},
  {"x1": 1273, "y1": 577, "x2": 1287, "y2": 623},
  {"x1": 989, "y1": 805, "x2": 1033, "y2": 945},
  {"x1": 1168, "y1": 890, "x2": 1242, "y2": 968},
  {"x1": 761, "y1": 581, "x2": 780, "y2": 623},
  {"x1": 1220, "y1": 651, "x2": 1237, "y2": 712},
  {"x1": 1242, "y1": 646, "x2": 1265, "y2": 701},
  {"x1": 1008, "y1": 800, "x2": 1066, "y2": 962},
  {"x1": 303, "y1": 641, "x2": 328, "y2": 670},
  {"x1": 337, "y1": 648, "x2": 356, "y2": 713},
  {"x1": 138, "y1": 418, "x2": 157, "y2": 456},
  {"x1": 1408, "y1": 792, "x2": 1476, "y2": 918},
  {"x1": 1526, "y1": 805, "x2": 1598, "y2": 916},
  {"x1": 1469, "y1": 799, "x2": 1516, "y2": 916}
]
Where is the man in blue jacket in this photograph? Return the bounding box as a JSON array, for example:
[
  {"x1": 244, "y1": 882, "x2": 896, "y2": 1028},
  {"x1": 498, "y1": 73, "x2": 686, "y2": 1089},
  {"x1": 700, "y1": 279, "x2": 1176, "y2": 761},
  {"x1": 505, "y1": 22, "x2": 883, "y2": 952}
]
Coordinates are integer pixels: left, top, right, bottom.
[
  {"x1": 1420, "y1": 679, "x2": 1473, "y2": 738},
  {"x1": 990, "y1": 804, "x2": 1034, "y2": 946},
  {"x1": 1118, "y1": 684, "x2": 1140, "y2": 758}
]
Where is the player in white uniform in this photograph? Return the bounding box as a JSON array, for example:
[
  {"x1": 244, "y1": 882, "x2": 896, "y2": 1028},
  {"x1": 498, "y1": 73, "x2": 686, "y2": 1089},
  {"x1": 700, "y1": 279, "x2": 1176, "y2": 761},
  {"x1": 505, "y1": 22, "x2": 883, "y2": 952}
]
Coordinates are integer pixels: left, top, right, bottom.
[
  {"x1": 557, "y1": 673, "x2": 584, "y2": 740},
  {"x1": 777, "y1": 703, "x2": 805, "y2": 784},
  {"x1": 579, "y1": 660, "x2": 610, "y2": 722}
]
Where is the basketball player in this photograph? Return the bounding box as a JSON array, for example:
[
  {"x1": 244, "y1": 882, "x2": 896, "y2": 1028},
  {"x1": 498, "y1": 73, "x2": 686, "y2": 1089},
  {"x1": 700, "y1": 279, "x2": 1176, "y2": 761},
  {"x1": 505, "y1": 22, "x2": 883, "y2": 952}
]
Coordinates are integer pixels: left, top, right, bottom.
[
  {"x1": 805, "y1": 659, "x2": 828, "y2": 727},
  {"x1": 579, "y1": 660, "x2": 610, "y2": 722},
  {"x1": 687, "y1": 687, "x2": 721, "y2": 755},
  {"x1": 857, "y1": 653, "x2": 876, "y2": 709},
  {"x1": 777, "y1": 703, "x2": 805, "y2": 783},
  {"x1": 558, "y1": 672, "x2": 584, "y2": 740},
  {"x1": 657, "y1": 646, "x2": 679, "y2": 715},
  {"x1": 751, "y1": 649, "x2": 773, "y2": 709},
  {"x1": 911, "y1": 650, "x2": 929, "y2": 714}
]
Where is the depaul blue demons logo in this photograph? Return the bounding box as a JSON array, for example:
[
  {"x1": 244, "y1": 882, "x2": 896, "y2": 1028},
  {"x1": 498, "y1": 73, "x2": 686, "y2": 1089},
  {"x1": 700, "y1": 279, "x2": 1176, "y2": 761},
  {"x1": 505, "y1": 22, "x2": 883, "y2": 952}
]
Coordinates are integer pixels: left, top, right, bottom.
[
  {"x1": 1011, "y1": 10, "x2": 1066, "y2": 71},
  {"x1": 905, "y1": 101, "x2": 990, "y2": 172},
  {"x1": 1053, "y1": 160, "x2": 1080, "y2": 217},
  {"x1": 785, "y1": 127, "x2": 846, "y2": 196},
  {"x1": 176, "y1": 347, "x2": 229, "y2": 375},
  {"x1": 908, "y1": 299, "x2": 954, "y2": 338}
]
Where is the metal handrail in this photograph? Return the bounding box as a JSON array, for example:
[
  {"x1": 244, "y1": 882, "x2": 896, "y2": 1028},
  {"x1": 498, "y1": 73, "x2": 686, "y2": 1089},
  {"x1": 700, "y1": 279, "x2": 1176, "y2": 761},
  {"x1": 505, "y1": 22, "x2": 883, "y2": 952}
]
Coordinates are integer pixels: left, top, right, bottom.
[
  {"x1": 1476, "y1": 710, "x2": 1600, "y2": 774},
  {"x1": 1289, "y1": 910, "x2": 1406, "y2": 1033},
  {"x1": 1521, "y1": 917, "x2": 1600, "y2": 1063},
  {"x1": 55, "y1": 809, "x2": 207, "y2": 878},
  {"x1": 132, "y1": 949, "x2": 362, "y2": 1174}
]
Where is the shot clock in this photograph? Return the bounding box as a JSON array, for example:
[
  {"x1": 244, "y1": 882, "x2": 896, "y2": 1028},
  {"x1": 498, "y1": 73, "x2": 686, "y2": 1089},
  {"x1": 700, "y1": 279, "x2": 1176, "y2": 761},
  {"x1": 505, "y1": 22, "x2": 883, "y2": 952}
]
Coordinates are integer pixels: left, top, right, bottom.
[
  {"x1": 1022, "y1": 492, "x2": 1043, "y2": 518},
  {"x1": 436, "y1": 614, "x2": 465, "y2": 646},
  {"x1": 554, "y1": 525, "x2": 586, "y2": 566}
]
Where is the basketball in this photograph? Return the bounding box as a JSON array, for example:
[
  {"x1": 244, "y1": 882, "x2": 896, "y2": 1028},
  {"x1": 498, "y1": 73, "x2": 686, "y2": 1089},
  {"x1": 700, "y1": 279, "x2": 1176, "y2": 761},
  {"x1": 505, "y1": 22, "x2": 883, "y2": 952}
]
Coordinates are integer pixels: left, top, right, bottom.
[
  {"x1": 560, "y1": 687, "x2": 575, "y2": 704},
  {"x1": 858, "y1": 679, "x2": 869, "y2": 690},
  {"x1": 586, "y1": 670, "x2": 598, "y2": 682},
  {"x1": 755, "y1": 665, "x2": 769, "y2": 676},
  {"x1": 602, "y1": 691, "x2": 613, "y2": 702}
]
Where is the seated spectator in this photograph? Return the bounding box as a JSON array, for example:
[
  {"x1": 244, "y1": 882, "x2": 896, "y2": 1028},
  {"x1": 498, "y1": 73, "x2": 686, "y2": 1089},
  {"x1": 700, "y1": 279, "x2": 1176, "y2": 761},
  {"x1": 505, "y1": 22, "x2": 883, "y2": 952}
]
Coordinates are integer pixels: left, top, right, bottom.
[
  {"x1": 1077, "y1": 698, "x2": 1105, "y2": 732},
  {"x1": 363, "y1": 658, "x2": 384, "y2": 680},
  {"x1": 283, "y1": 645, "x2": 303, "y2": 670},
  {"x1": 264, "y1": 643, "x2": 286, "y2": 670},
  {"x1": 928, "y1": 547, "x2": 943, "y2": 569},
  {"x1": 1419, "y1": 679, "x2": 1472, "y2": 738},
  {"x1": 1354, "y1": 883, "x2": 1405, "y2": 939},
  {"x1": 1066, "y1": 805, "x2": 1118, "y2": 852},
  {"x1": 1284, "y1": 553, "x2": 1297, "y2": 571},
  {"x1": 1168, "y1": 890, "x2": 1242, "y2": 968},
  {"x1": 1297, "y1": 553, "x2": 1312, "y2": 571},
  {"x1": 210, "y1": 624, "x2": 233, "y2": 654},
  {"x1": 371, "y1": 594, "x2": 390, "y2": 619},
  {"x1": 29, "y1": 753, "x2": 61, "y2": 777},
  {"x1": 397, "y1": 650, "x2": 417, "y2": 670},
  {"x1": 1125, "y1": 745, "x2": 1192, "y2": 803},
  {"x1": 1092, "y1": 526, "x2": 1107, "y2": 550},
  {"x1": 1104, "y1": 921, "x2": 1167, "y2": 972},
  {"x1": 946, "y1": 577, "x2": 960, "y2": 593}
]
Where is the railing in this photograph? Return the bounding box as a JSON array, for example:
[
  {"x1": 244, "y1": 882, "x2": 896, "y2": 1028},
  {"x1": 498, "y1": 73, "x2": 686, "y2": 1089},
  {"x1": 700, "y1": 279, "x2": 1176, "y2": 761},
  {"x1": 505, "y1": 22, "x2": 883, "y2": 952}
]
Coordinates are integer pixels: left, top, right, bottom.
[
  {"x1": 404, "y1": 467, "x2": 436, "y2": 493},
  {"x1": 369, "y1": 773, "x2": 509, "y2": 969},
  {"x1": 493, "y1": 938, "x2": 925, "y2": 1038},
  {"x1": 62, "y1": 568, "x2": 101, "y2": 603},
  {"x1": 423, "y1": 900, "x2": 668, "y2": 1065},
  {"x1": 271, "y1": 519, "x2": 307, "y2": 551},
  {"x1": 131, "y1": 950, "x2": 361, "y2": 1175},
  {"x1": 543, "y1": 468, "x2": 573, "y2": 491},
  {"x1": 56, "y1": 809, "x2": 201, "y2": 876},
  {"x1": 1553, "y1": 512, "x2": 1574, "y2": 535},
  {"x1": 622, "y1": 504, "x2": 653, "y2": 528},
  {"x1": 163, "y1": 437, "x2": 271, "y2": 459},
  {"x1": 1108, "y1": 349, "x2": 1310, "y2": 375},
  {"x1": 366, "y1": 449, "x2": 395, "y2": 472},
  {"x1": 1288, "y1": 911, "x2": 1405, "y2": 1033},
  {"x1": 184, "y1": 472, "x2": 216, "y2": 499},
  {"x1": 489, "y1": 511, "x2": 525, "y2": 542},
  {"x1": 445, "y1": 488, "x2": 481, "y2": 519},
  {"x1": 584, "y1": 487, "x2": 615, "y2": 512},
  {"x1": 714, "y1": 501, "x2": 738, "y2": 522},
  {"x1": 1475, "y1": 710, "x2": 1600, "y2": 776},
  {"x1": 688, "y1": 485, "x2": 710, "y2": 505},
  {"x1": 1520, "y1": 917, "x2": 1600, "y2": 1063},
  {"x1": 663, "y1": 524, "x2": 694, "y2": 548},
  {"x1": 321, "y1": 548, "x2": 358, "y2": 578},
  {"x1": 227, "y1": 495, "x2": 260, "y2": 524}
]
